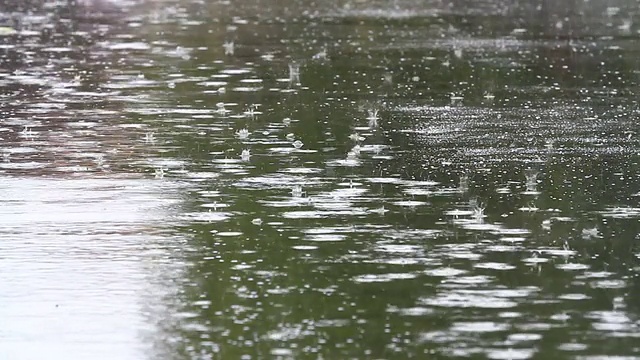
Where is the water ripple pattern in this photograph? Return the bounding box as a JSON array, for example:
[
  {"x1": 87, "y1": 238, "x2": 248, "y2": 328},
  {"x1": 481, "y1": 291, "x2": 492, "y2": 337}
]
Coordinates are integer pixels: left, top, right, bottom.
[{"x1": 1, "y1": 0, "x2": 640, "y2": 359}]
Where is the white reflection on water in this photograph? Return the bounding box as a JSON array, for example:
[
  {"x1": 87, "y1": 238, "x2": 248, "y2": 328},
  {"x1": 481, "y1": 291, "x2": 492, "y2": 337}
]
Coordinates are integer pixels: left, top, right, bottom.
[{"x1": 0, "y1": 177, "x2": 185, "y2": 360}]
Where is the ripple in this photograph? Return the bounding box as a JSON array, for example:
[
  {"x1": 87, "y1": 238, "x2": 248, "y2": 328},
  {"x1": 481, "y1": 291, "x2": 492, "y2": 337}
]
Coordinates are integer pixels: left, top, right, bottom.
[
  {"x1": 522, "y1": 256, "x2": 550, "y2": 264},
  {"x1": 556, "y1": 263, "x2": 590, "y2": 271},
  {"x1": 280, "y1": 167, "x2": 323, "y2": 174},
  {"x1": 216, "y1": 231, "x2": 243, "y2": 237},
  {"x1": 220, "y1": 68, "x2": 252, "y2": 75},
  {"x1": 424, "y1": 267, "x2": 467, "y2": 277},
  {"x1": 558, "y1": 293, "x2": 591, "y2": 301},
  {"x1": 590, "y1": 280, "x2": 626, "y2": 289},
  {"x1": 387, "y1": 305, "x2": 434, "y2": 316},
  {"x1": 180, "y1": 211, "x2": 231, "y2": 222},
  {"x1": 486, "y1": 348, "x2": 536, "y2": 360},
  {"x1": 365, "y1": 177, "x2": 404, "y2": 184},
  {"x1": 375, "y1": 244, "x2": 423, "y2": 254},
  {"x1": 474, "y1": 262, "x2": 517, "y2": 270},
  {"x1": 392, "y1": 200, "x2": 428, "y2": 207},
  {"x1": 507, "y1": 333, "x2": 543, "y2": 342},
  {"x1": 282, "y1": 209, "x2": 367, "y2": 218},
  {"x1": 558, "y1": 343, "x2": 588, "y2": 351},
  {"x1": 352, "y1": 272, "x2": 418, "y2": 283},
  {"x1": 305, "y1": 234, "x2": 346, "y2": 242},
  {"x1": 105, "y1": 41, "x2": 150, "y2": 50},
  {"x1": 451, "y1": 321, "x2": 510, "y2": 332},
  {"x1": 442, "y1": 275, "x2": 494, "y2": 285},
  {"x1": 600, "y1": 207, "x2": 640, "y2": 218},
  {"x1": 462, "y1": 223, "x2": 504, "y2": 231},
  {"x1": 420, "y1": 293, "x2": 517, "y2": 309},
  {"x1": 292, "y1": 245, "x2": 318, "y2": 251}
]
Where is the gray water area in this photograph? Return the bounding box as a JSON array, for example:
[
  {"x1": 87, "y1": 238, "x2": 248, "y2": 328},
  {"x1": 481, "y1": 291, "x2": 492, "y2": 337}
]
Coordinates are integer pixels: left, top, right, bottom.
[{"x1": 1, "y1": 0, "x2": 640, "y2": 359}]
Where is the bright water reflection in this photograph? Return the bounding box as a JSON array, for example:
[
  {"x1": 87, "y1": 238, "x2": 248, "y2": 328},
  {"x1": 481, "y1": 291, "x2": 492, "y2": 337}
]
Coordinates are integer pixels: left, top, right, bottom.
[
  {"x1": 1, "y1": 0, "x2": 640, "y2": 359},
  {"x1": 0, "y1": 177, "x2": 187, "y2": 360}
]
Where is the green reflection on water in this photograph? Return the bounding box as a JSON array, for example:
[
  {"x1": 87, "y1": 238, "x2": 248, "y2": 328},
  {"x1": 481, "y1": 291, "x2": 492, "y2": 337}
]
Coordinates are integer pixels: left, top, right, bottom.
[{"x1": 129, "y1": 2, "x2": 640, "y2": 358}]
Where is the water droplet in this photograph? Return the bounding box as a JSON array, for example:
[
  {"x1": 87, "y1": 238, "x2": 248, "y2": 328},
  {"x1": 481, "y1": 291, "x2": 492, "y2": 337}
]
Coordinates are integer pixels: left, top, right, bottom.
[
  {"x1": 236, "y1": 128, "x2": 250, "y2": 139},
  {"x1": 312, "y1": 47, "x2": 328, "y2": 61},
  {"x1": 144, "y1": 132, "x2": 156, "y2": 144},
  {"x1": 223, "y1": 41, "x2": 234, "y2": 55},
  {"x1": 241, "y1": 149, "x2": 251, "y2": 162},
  {"x1": 291, "y1": 185, "x2": 303, "y2": 198},
  {"x1": 154, "y1": 166, "x2": 165, "y2": 179},
  {"x1": 349, "y1": 132, "x2": 364, "y2": 142},
  {"x1": 288, "y1": 62, "x2": 301, "y2": 85},
  {"x1": 367, "y1": 108, "x2": 379, "y2": 128}
]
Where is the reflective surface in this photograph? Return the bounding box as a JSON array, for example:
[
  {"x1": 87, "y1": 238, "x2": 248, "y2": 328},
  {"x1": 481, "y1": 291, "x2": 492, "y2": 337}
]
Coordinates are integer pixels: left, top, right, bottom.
[{"x1": 1, "y1": 0, "x2": 640, "y2": 359}]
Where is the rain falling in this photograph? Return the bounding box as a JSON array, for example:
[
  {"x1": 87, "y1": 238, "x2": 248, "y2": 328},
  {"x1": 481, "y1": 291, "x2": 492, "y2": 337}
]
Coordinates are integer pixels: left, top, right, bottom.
[{"x1": 1, "y1": 0, "x2": 640, "y2": 359}]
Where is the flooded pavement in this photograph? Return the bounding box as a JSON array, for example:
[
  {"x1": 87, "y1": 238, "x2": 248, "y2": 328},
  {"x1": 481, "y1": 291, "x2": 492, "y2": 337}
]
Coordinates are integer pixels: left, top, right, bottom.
[{"x1": 1, "y1": 0, "x2": 640, "y2": 358}]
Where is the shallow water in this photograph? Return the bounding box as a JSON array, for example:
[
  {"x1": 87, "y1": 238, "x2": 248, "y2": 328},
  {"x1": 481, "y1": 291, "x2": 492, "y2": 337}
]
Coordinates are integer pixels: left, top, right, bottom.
[{"x1": 1, "y1": 0, "x2": 640, "y2": 359}]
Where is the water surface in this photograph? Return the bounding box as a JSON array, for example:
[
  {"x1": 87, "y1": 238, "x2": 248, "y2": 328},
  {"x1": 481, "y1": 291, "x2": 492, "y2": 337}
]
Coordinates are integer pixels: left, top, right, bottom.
[{"x1": 1, "y1": 0, "x2": 640, "y2": 359}]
